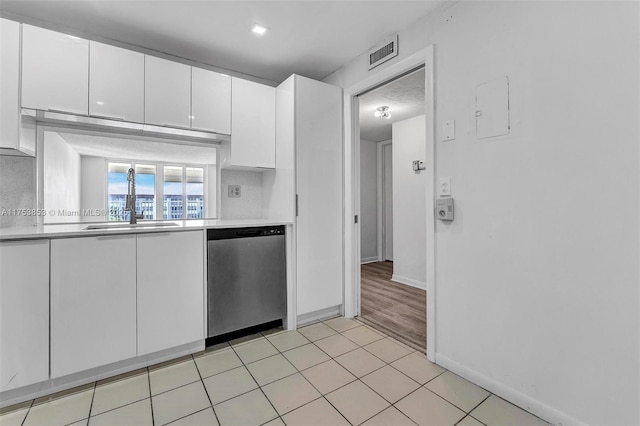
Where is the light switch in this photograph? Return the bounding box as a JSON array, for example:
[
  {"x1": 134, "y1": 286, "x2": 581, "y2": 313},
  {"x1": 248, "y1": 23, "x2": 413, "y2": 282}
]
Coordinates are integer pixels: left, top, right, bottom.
[
  {"x1": 439, "y1": 177, "x2": 451, "y2": 196},
  {"x1": 442, "y1": 120, "x2": 455, "y2": 141}
]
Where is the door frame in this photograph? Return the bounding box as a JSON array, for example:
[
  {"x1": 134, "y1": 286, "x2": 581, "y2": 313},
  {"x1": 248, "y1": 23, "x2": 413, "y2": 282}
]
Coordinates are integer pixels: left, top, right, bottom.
[
  {"x1": 377, "y1": 140, "x2": 393, "y2": 262},
  {"x1": 343, "y1": 45, "x2": 436, "y2": 362}
]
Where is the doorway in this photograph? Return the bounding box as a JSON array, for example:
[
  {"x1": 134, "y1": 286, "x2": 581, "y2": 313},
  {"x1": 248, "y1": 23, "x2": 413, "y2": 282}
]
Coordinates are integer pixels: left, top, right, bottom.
[
  {"x1": 356, "y1": 68, "x2": 427, "y2": 351},
  {"x1": 343, "y1": 46, "x2": 435, "y2": 360}
]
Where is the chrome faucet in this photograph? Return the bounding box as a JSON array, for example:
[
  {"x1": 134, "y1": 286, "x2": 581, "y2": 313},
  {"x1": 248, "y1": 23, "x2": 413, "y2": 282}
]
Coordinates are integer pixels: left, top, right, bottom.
[{"x1": 125, "y1": 168, "x2": 143, "y2": 224}]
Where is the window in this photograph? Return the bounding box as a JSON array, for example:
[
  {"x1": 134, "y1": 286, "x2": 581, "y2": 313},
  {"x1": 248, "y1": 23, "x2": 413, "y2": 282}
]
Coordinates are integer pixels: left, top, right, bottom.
[
  {"x1": 163, "y1": 166, "x2": 205, "y2": 220},
  {"x1": 186, "y1": 167, "x2": 204, "y2": 219},
  {"x1": 163, "y1": 166, "x2": 183, "y2": 219},
  {"x1": 107, "y1": 161, "x2": 206, "y2": 221},
  {"x1": 107, "y1": 162, "x2": 156, "y2": 221},
  {"x1": 135, "y1": 164, "x2": 156, "y2": 220}
]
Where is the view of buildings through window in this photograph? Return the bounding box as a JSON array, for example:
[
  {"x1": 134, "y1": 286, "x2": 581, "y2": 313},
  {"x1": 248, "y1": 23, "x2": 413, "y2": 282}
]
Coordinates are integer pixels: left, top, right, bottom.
[{"x1": 107, "y1": 162, "x2": 204, "y2": 221}]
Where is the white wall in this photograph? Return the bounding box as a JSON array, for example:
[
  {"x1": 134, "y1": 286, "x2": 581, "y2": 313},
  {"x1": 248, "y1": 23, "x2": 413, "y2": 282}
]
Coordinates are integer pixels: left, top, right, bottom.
[
  {"x1": 220, "y1": 169, "x2": 263, "y2": 219},
  {"x1": 324, "y1": 2, "x2": 640, "y2": 425},
  {"x1": 360, "y1": 139, "x2": 378, "y2": 262},
  {"x1": 43, "y1": 132, "x2": 81, "y2": 223},
  {"x1": 80, "y1": 156, "x2": 106, "y2": 222},
  {"x1": 391, "y1": 116, "x2": 426, "y2": 288}
]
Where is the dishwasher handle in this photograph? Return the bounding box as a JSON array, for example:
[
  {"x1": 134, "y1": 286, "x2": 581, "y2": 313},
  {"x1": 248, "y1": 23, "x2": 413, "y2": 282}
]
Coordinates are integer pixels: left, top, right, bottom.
[
  {"x1": 207, "y1": 226, "x2": 285, "y2": 240},
  {"x1": 236, "y1": 230, "x2": 261, "y2": 237}
]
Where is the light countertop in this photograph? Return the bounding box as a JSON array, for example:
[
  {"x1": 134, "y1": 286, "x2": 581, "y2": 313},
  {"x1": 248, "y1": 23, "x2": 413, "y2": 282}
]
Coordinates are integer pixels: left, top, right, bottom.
[{"x1": 0, "y1": 219, "x2": 293, "y2": 240}]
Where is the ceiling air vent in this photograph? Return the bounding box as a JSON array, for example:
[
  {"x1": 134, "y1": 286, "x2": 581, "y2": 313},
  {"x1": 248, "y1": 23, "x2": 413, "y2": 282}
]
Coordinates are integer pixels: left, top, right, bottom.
[{"x1": 368, "y1": 34, "x2": 399, "y2": 70}]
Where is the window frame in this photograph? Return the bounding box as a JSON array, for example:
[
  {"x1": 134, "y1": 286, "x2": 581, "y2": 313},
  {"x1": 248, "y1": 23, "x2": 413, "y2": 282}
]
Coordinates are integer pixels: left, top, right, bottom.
[{"x1": 106, "y1": 159, "x2": 208, "y2": 221}]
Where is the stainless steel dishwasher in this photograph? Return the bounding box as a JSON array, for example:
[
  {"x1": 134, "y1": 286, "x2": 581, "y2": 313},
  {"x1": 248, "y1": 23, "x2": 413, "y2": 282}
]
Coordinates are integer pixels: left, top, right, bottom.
[{"x1": 207, "y1": 226, "x2": 286, "y2": 339}]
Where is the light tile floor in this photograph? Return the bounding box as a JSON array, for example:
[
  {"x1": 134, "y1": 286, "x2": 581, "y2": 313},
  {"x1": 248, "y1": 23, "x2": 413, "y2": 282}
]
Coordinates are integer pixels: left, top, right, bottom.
[{"x1": 0, "y1": 318, "x2": 550, "y2": 426}]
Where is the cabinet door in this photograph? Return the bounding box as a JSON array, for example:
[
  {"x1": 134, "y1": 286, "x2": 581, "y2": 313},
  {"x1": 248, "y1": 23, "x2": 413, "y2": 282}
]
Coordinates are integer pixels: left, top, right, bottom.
[
  {"x1": 295, "y1": 77, "x2": 344, "y2": 315},
  {"x1": 89, "y1": 41, "x2": 144, "y2": 122},
  {"x1": 145, "y1": 56, "x2": 191, "y2": 128},
  {"x1": 0, "y1": 19, "x2": 20, "y2": 152},
  {"x1": 137, "y1": 231, "x2": 204, "y2": 355},
  {"x1": 191, "y1": 67, "x2": 231, "y2": 134},
  {"x1": 230, "y1": 78, "x2": 276, "y2": 168},
  {"x1": 50, "y1": 235, "x2": 137, "y2": 378},
  {"x1": 22, "y1": 25, "x2": 89, "y2": 115},
  {"x1": 0, "y1": 240, "x2": 49, "y2": 392}
]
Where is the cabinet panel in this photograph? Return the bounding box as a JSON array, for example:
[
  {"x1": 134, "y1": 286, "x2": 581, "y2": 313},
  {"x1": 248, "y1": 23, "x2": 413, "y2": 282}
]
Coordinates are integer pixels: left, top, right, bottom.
[
  {"x1": 137, "y1": 231, "x2": 204, "y2": 355},
  {"x1": 293, "y1": 76, "x2": 344, "y2": 315},
  {"x1": 145, "y1": 56, "x2": 191, "y2": 128},
  {"x1": 50, "y1": 235, "x2": 137, "y2": 378},
  {"x1": 89, "y1": 41, "x2": 144, "y2": 122},
  {"x1": 22, "y1": 25, "x2": 89, "y2": 115},
  {"x1": 0, "y1": 19, "x2": 20, "y2": 152},
  {"x1": 230, "y1": 78, "x2": 276, "y2": 168},
  {"x1": 0, "y1": 240, "x2": 49, "y2": 392},
  {"x1": 191, "y1": 68, "x2": 231, "y2": 134}
]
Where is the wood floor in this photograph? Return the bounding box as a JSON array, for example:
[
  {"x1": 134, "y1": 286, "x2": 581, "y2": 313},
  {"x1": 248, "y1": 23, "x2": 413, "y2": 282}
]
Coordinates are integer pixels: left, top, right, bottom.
[{"x1": 359, "y1": 261, "x2": 426, "y2": 352}]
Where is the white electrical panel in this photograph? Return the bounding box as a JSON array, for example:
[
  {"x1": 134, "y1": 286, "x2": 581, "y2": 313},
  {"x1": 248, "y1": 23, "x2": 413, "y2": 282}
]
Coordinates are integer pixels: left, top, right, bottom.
[{"x1": 475, "y1": 76, "x2": 510, "y2": 139}]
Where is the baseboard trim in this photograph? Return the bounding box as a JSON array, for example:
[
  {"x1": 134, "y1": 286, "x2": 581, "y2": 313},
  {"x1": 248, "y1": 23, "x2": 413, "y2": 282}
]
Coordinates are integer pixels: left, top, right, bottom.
[
  {"x1": 391, "y1": 274, "x2": 426, "y2": 290},
  {"x1": 436, "y1": 353, "x2": 586, "y2": 426},
  {"x1": 361, "y1": 257, "x2": 379, "y2": 264},
  {"x1": 297, "y1": 305, "x2": 342, "y2": 326}
]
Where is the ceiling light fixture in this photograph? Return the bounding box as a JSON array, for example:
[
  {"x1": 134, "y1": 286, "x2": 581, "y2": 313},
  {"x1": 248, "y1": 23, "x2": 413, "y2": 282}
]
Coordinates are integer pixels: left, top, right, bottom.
[
  {"x1": 374, "y1": 106, "x2": 391, "y2": 119},
  {"x1": 250, "y1": 23, "x2": 269, "y2": 36}
]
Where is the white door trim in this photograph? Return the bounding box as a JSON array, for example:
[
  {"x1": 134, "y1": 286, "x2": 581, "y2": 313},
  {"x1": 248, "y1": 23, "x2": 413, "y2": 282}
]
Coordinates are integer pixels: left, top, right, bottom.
[
  {"x1": 343, "y1": 45, "x2": 436, "y2": 362},
  {"x1": 377, "y1": 140, "x2": 392, "y2": 262}
]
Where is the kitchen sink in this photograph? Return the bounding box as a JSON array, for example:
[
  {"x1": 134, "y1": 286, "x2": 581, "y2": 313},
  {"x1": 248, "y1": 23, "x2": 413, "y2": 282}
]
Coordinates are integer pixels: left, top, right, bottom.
[{"x1": 84, "y1": 221, "x2": 179, "y2": 230}]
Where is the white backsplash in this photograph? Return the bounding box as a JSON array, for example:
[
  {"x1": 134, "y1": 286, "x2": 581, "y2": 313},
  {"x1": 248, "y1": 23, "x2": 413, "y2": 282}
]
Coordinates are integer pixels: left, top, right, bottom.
[
  {"x1": 0, "y1": 156, "x2": 37, "y2": 228},
  {"x1": 220, "y1": 169, "x2": 263, "y2": 219}
]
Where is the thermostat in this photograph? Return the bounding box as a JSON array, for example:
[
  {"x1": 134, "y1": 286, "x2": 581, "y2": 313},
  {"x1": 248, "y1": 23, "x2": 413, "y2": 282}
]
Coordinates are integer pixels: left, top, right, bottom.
[{"x1": 436, "y1": 198, "x2": 454, "y2": 221}]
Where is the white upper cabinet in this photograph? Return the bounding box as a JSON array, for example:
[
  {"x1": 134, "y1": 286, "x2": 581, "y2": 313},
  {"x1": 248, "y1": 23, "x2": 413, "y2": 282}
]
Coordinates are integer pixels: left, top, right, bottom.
[
  {"x1": 89, "y1": 41, "x2": 144, "y2": 122},
  {"x1": 229, "y1": 77, "x2": 276, "y2": 168},
  {"x1": 0, "y1": 19, "x2": 20, "y2": 153},
  {"x1": 21, "y1": 24, "x2": 89, "y2": 115},
  {"x1": 145, "y1": 55, "x2": 191, "y2": 128},
  {"x1": 191, "y1": 68, "x2": 231, "y2": 134}
]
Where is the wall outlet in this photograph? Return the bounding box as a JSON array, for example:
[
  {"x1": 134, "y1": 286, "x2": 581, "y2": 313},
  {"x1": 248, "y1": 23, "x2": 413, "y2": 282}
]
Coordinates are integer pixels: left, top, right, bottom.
[{"x1": 228, "y1": 185, "x2": 241, "y2": 198}]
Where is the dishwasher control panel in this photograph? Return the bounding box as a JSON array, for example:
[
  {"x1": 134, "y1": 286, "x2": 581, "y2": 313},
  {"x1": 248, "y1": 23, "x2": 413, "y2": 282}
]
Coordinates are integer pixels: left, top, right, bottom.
[{"x1": 207, "y1": 226, "x2": 285, "y2": 240}]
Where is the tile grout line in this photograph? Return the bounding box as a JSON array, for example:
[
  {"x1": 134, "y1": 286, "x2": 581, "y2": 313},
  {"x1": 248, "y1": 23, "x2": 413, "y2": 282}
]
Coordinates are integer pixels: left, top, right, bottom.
[
  {"x1": 146, "y1": 367, "x2": 155, "y2": 426},
  {"x1": 260, "y1": 333, "x2": 354, "y2": 426},
  {"x1": 227, "y1": 337, "x2": 282, "y2": 424},
  {"x1": 245, "y1": 331, "x2": 355, "y2": 424},
  {"x1": 85, "y1": 381, "x2": 97, "y2": 422},
  {"x1": 321, "y1": 320, "x2": 458, "y2": 425},
  {"x1": 17, "y1": 399, "x2": 34, "y2": 426},
  {"x1": 191, "y1": 353, "x2": 222, "y2": 426},
  {"x1": 269, "y1": 322, "x2": 397, "y2": 424}
]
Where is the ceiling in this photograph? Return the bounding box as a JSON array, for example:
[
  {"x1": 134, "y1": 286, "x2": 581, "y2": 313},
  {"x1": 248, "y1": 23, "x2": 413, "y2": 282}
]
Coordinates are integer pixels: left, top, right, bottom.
[
  {"x1": 359, "y1": 68, "x2": 425, "y2": 142},
  {"x1": 0, "y1": 1, "x2": 443, "y2": 84},
  {"x1": 56, "y1": 132, "x2": 217, "y2": 165}
]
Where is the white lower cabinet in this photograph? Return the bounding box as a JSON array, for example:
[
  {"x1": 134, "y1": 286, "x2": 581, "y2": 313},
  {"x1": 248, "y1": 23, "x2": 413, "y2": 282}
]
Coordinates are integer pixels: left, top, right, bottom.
[
  {"x1": 0, "y1": 240, "x2": 49, "y2": 392},
  {"x1": 50, "y1": 235, "x2": 137, "y2": 378},
  {"x1": 137, "y1": 231, "x2": 204, "y2": 355}
]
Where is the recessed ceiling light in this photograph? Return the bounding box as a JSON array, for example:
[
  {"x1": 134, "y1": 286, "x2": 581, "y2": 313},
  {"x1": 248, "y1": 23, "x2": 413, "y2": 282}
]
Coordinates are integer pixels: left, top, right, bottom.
[{"x1": 250, "y1": 23, "x2": 269, "y2": 36}]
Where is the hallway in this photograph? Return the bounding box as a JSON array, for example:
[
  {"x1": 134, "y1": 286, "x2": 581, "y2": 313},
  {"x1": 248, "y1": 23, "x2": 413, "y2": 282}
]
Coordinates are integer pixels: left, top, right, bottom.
[{"x1": 360, "y1": 261, "x2": 426, "y2": 352}]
